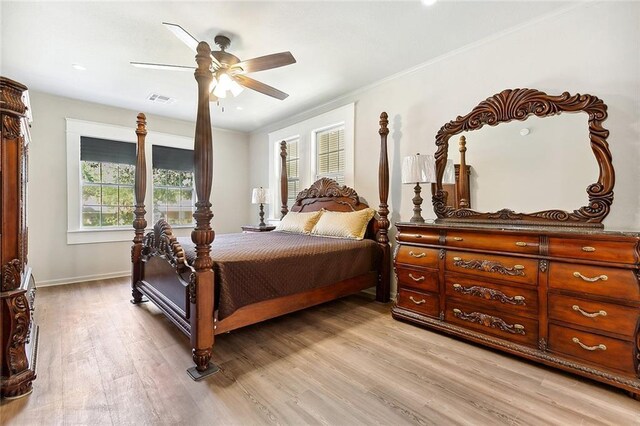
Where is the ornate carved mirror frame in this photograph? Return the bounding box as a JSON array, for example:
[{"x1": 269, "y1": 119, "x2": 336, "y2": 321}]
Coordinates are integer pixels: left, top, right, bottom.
[{"x1": 432, "y1": 88, "x2": 613, "y2": 228}]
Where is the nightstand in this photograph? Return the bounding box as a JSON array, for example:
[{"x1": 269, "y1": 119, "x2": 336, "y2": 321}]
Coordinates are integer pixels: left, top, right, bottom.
[{"x1": 241, "y1": 225, "x2": 276, "y2": 233}]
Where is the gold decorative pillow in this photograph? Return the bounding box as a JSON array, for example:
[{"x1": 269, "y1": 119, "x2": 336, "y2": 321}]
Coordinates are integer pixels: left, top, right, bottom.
[
  {"x1": 311, "y1": 208, "x2": 376, "y2": 240},
  {"x1": 275, "y1": 211, "x2": 323, "y2": 234}
]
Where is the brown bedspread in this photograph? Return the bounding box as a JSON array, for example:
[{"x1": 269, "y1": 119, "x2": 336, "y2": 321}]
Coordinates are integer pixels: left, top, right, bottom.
[{"x1": 178, "y1": 231, "x2": 380, "y2": 319}]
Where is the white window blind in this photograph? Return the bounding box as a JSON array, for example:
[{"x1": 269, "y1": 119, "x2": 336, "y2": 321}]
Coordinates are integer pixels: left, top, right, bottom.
[
  {"x1": 286, "y1": 139, "x2": 300, "y2": 206},
  {"x1": 316, "y1": 127, "x2": 345, "y2": 184}
]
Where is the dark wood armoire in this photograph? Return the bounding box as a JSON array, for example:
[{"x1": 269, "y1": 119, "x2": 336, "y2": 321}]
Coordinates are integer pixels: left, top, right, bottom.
[{"x1": 0, "y1": 77, "x2": 38, "y2": 399}]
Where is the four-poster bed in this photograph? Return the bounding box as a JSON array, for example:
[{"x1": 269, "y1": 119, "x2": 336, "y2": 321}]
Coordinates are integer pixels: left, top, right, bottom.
[{"x1": 130, "y1": 41, "x2": 391, "y2": 379}]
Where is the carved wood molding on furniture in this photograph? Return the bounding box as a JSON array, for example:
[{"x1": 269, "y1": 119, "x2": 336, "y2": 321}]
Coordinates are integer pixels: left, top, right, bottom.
[
  {"x1": 432, "y1": 88, "x2": 612, "y2": 227},
  {"x1": 0, "y1": 77, "x2": 38, "y2": 399},
  {"x1": 394, "y1": 87, "x2": 640, "y2": 399},
  {"x1": 129, "y1": 43, "x2": 391, "y2": 380}
]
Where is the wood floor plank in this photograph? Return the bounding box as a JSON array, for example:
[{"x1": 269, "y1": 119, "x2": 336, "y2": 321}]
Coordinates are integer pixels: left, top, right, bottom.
[{"x1": 2, "y1": 277, "x2": 639, "y2": 425}]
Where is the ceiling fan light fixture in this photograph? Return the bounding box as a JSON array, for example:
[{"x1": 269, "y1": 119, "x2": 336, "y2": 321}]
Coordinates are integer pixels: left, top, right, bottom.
[
  {"x1": 213, "y1": 84, "x2": 227, "y2": 99},
  {"x1": 229, "y1": 79, "x2": 244, "y2": 97}
]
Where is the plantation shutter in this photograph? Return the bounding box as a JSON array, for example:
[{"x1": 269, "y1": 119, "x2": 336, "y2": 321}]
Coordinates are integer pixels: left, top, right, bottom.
[
  {"x1": 286, "y1": 139, "x2": 300, "y2": 204},
  {"x1": 316, "y1": 127, "x2": 345, "y2": 184}
]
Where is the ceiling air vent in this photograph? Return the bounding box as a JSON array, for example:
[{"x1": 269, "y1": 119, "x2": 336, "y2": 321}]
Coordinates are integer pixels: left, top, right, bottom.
[{"x1": 146, "y1": 93, "x2": 176, "y2": 105}]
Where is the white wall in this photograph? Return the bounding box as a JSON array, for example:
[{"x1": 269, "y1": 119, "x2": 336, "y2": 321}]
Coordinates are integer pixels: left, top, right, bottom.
[
  {"x1": 28, "y1": 91, "x2": 250, "y2": 285},
  {"x1": 249, "y1": 2, "x2": 640, "y2": 293}
]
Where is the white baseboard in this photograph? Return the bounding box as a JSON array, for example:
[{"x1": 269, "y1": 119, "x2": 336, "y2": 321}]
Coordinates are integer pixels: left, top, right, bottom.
[{"x1": 37, "y1": 270, "x2": 130, "y2": 287}]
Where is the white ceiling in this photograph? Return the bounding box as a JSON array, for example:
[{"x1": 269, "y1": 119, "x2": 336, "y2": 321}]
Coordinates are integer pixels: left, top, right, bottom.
[{"x1": 1, "y1": 1, "x2": 572, "y2": 132}]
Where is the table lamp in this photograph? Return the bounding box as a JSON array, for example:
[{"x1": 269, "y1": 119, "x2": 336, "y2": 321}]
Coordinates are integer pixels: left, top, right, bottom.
[
  {"x1": 402, "y1": 153, "x2": 435, "y2": 223},
  {"x1": 251, "y1": 187, "x2": 271, "y2": 227}
]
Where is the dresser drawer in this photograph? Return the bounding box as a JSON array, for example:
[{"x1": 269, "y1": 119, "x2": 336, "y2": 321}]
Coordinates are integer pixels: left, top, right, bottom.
[
  {"x1": 548, "y1": 294, "x2": 638, "y2": 338},
  {"x1": 444, "y1": 231, "x2": 539, "y2": 254},
  {"x1": 396, "y1": 266, "x2": 438, "y2": 293},
  {"x1": 548, "y1": 237, "x2": 638, "y2": 264},
  {"x1": 396, "y1": 246, "x2": 439, "y2": 269},
  {"x1": 396, "y1": 288, "x2": 439, "y2": 318},
  {"x1": 548, "y1": 324, "x2": 636, "y2": 374},
  {"x1": 548, "y1": 262, "x2": 640, "y2": 301},
  {"x1": 445, "y1": 251, "x2": 538, "y2": 286},
  {"x1": 396, "y1": 228, "x2": 440, "y2": 245},
  {"x1": 445, "y1": 274, "x2": 538, "y2": 318},
  {"x1": 445, "y1": 302, "x2": 538, "y2": 346}
]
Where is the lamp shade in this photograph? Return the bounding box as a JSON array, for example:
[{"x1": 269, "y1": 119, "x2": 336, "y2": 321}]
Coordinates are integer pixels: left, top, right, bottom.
[
  {"x1": 251, "y1": 187, "x2": 270, "y2": 204},
  {"x1": 401, "y1": 154, "x2": 435, "y2": 184},
  {"x1": 443, "y1": 159, "x2": 456, "y2": 184}
]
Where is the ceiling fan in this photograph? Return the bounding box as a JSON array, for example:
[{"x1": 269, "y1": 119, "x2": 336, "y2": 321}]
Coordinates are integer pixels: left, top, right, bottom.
[{"x1": 131, "y1": 22, "x2": 296, "y2": 101}]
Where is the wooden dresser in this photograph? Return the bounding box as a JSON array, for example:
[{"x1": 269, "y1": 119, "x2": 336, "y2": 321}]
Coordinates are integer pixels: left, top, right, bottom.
[
  {"x1": 392, "y1": 222, "x2": 640, "y2": 397},
  {"x1": 1, "y1": 77, "x2": 38, "y2": 399}
]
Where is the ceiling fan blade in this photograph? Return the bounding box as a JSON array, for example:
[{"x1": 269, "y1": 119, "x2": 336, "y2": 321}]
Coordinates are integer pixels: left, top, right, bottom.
[
  {"x1": 233, "y1": 52, "x2": 296, "y2": 73},
  {"x1": 130, "y1": 62, "x2": 195, "y2": 71},
  {"x1": 163, "y1": 22, "x2": 199, "y2": 52},
  {"x1": 234, "y1": 75, "x2": 289, "y2": 100},
  {"x1": 162, "y1": 22, "x2": 221, "y2": 68}
]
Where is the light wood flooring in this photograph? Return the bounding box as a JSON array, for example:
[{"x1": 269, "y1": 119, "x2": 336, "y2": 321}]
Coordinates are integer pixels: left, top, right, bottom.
[{"x1": 1, "y1": 277, "x2": 639, "y2": 425}]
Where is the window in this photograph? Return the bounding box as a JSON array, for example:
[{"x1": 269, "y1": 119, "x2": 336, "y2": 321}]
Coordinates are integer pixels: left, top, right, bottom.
[
  {"x1": 67, "y1": 118, "x2": 195, "y2": 244},
  {"x1": 286, "y1": 139, "x2": 300, "y2": 206},
  {"x1": 80, "y1": 137, "x2": 136, "y2": 228},
  {"x1": 268, "y1": 103, "x2": 354, "y2": 221},
  {"x1": 152, "y1": 146, "x2": 195, "y2": 225},
  {"x1": 315, "y1": 126, "x2": 345, "y2": 184}
]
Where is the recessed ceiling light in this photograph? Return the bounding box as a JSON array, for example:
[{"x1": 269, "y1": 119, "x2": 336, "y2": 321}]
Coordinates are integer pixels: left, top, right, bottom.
[
  {"x1": 72, "y1": 63, "x2": 87, "y2": 71},
  {"x1": 236, "y1": 106, "x2": 243, "y2": 111},
  {"x1": 421, "y1": 0, "x2": 437, "y2": 6}
]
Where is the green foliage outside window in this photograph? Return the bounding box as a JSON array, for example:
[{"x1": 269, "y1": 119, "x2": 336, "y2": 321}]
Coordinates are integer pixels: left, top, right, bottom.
[
  {"x1": 81, "y1": 161, "x2": 135, "y2": 227},
  {"x1": 153, "y1": 168, "x2": 195, "y2": 226}
]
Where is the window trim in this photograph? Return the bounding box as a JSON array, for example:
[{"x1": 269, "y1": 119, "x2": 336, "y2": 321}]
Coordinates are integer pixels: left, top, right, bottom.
[
  {"x1": 267, "y1": 103, "x2": 354, "y2": 221},
  {"x1": 66, "y1": 118, "x2": 194, "y2": 245}
]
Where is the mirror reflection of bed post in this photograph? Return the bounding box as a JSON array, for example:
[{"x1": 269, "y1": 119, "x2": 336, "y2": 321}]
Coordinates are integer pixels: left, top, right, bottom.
[
  {"x1": 456, "y1": 135, "x2": 469, "y2": 209},
  {"x1": 280, "y1": 140, "x2": 288, "y2": 218}
]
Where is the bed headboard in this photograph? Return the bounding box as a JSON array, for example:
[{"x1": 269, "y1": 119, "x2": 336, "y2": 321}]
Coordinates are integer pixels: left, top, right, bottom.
[{"x1": 290, "y1": 177, "x2": 369, "y2": 213}]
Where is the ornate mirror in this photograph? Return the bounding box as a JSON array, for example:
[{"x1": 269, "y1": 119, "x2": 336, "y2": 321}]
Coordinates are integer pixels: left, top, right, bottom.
[{"x1": 432, "y1": 88, "x2": 612, "y2": 227}]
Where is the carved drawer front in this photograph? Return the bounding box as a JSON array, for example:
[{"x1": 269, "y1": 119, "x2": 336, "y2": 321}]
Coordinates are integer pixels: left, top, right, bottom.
[
  {"x1": 444, "y1": 231, "x2": 539, "y2": 254},
  {"x1": 548, "y1": 262, "x2": 639, "y2": 301},
  {"x1": 445, "y1": 251, "x2": 538, "y2": 286},
  {"x1": 445, "y1": 274, "x2": 538, "y2": 318},
  {"x1": 548, "y1": 294, "x2": 638, "y2": 338},
  {"x1": 396, "y1": 288, "x2": 439, "y2": 318},
  {"x1": 396, "y1": 266, "x2": 438, "y2": 293},
  {"x1": 548, "y1": 237, "x2": 638, "y2": 264},
  {"x1": 396, "y1": 228, "x2": 440, "y2": 245},
  {"x1": 445, "y1": 302, "x2": 538, "y2": 346},
  {"x1": 396, "y1": 246, "x2": 439, "y2": 269},
  {"x1": 548, "y1": 324, "x2": 636, "y2": 374}
]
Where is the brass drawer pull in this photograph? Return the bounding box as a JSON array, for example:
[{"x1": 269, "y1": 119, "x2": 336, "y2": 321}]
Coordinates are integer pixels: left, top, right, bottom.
[
  {"x1": 453, "y1": 256, "x2": 462, "y2": 261},
  {"x1": 582, "y1": 246, "x2": 596, "y2": 252},
  {"x1": 409, "y1": 296, "x2": 426, "y2": 305},
  {"x1": 409, "y1": 251, "x2": 426, "y2": 258},
  {"x1": 572, "y1": 337, "x2": 606, "y2": 351},
  {"x1": 573, "y1": 271, "x2": 608, "y2": 282},
  {"x1": 514, "y1": 265, "x2": 525, "y2": 270},
  {"x1": 408, "y1": 273, "x2": 425, "y2": 282},
  {"x1": 451, "y1": 237, "x2": 464, "y2": 241},
  {"x1": 572, "y1": 305, "x2": 607, "y2": 318},
  {"x1": 515, "y1": 241, "x2": 528, "y2": 247},
  {"x1": 413, "y1": 234, "x2": 422, "y2": 238}
]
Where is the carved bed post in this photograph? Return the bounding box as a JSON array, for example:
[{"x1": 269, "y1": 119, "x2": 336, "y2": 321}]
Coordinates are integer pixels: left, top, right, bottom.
[
  {"x1": 187, "y1": 41, "x2": 218, "y2": 380},
  {"x1": 376, "y1": 112, "x2": 391, "y2": 303},
  {"x1": 131, "y1": 113, "x2": 148, "y2": 304},
  {"x1": 280, "y1": 140, "x2": 288, "y2": 218},
  {"x1": 457, "y1": 135, "x2": 469, "y2": 209}
]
